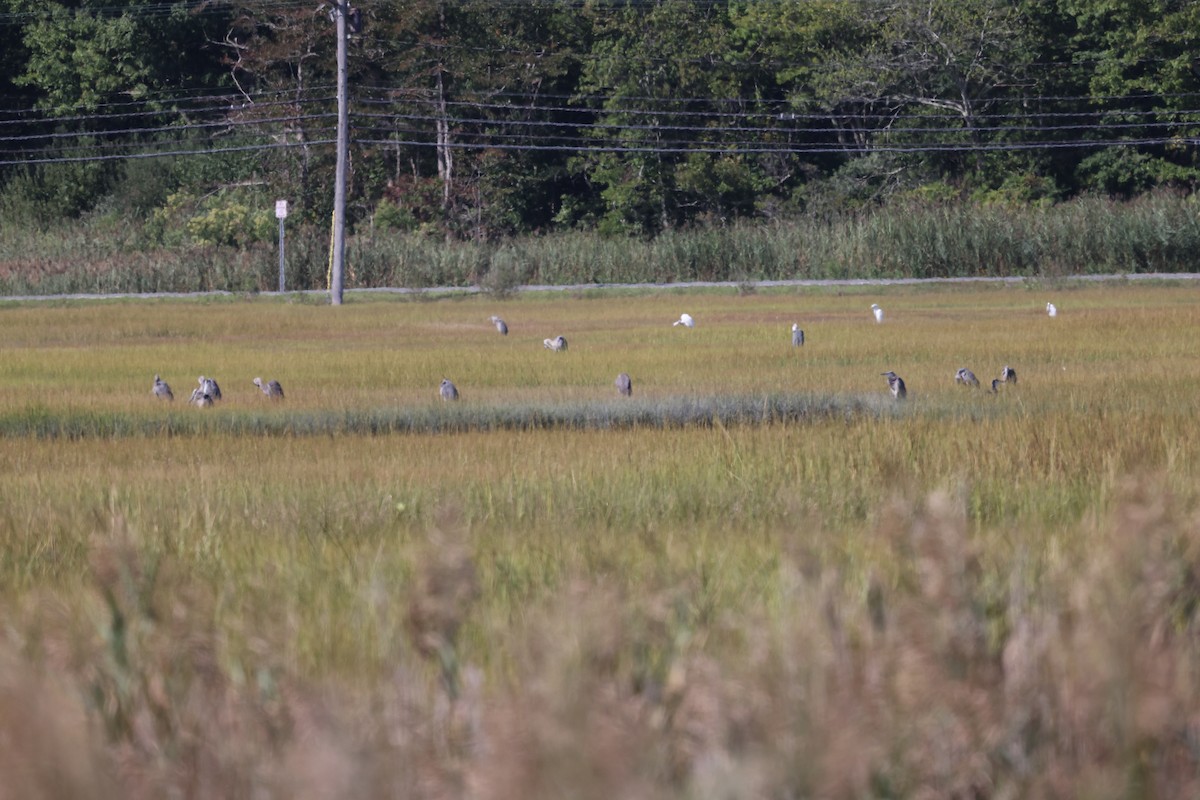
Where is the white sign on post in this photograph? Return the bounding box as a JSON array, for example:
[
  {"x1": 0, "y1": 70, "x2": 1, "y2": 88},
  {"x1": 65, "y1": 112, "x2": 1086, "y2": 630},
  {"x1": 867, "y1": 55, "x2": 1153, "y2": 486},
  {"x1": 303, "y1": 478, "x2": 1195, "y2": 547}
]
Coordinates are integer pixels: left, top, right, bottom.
[{"x1": 275, "y1": 200, "x2": 289, "y2": 219}]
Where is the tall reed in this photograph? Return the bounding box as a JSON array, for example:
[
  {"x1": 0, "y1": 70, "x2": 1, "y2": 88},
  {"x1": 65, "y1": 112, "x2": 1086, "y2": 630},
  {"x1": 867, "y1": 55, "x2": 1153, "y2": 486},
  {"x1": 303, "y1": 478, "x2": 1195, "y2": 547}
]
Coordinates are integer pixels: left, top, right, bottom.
[{"x1": 3, "y1": 192, "x2": 1199, "y2": 295}]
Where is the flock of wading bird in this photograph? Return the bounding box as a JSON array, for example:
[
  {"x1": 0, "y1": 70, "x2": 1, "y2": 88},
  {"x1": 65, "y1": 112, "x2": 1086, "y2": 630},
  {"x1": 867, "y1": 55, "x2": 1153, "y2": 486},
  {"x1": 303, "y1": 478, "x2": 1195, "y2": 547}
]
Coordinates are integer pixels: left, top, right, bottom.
[
  {"x1": 151, "y1": 373, "x2": 283, "y2": 407},
  {"x1": 152, "y1": 301, "x2": 1056, "y2": 407}
]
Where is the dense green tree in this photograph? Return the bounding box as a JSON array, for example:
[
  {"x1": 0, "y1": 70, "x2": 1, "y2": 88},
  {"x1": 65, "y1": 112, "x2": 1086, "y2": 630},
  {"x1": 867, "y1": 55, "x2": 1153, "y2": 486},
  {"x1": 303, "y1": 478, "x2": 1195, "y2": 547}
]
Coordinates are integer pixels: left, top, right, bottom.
[{"x1": 1059, "y1": 0, "x2": 1200, "y2": 194}]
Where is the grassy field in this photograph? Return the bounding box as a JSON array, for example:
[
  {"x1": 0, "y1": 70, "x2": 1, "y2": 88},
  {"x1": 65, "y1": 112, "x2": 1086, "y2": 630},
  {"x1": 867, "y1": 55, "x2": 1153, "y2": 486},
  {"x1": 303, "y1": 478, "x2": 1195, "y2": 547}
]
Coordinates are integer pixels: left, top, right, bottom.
[{"x1": 1, "y1": 281, "x2": 1199, "y2": 798}]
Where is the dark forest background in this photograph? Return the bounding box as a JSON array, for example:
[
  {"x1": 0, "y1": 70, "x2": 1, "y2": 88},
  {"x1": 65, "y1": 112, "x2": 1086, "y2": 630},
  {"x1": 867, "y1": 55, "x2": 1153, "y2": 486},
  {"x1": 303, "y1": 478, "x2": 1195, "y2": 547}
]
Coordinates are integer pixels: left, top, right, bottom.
[{"x1": 2, "y1": 0, "x2": 1199, "y2": 290}]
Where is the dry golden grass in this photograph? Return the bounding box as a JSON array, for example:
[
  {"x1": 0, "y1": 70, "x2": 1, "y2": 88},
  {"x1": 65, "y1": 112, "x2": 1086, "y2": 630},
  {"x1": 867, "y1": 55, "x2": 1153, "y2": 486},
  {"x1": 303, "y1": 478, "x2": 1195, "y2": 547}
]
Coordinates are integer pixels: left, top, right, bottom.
[{"x1": 1, "y1": 282, "x2": 1200, "y2": 797}]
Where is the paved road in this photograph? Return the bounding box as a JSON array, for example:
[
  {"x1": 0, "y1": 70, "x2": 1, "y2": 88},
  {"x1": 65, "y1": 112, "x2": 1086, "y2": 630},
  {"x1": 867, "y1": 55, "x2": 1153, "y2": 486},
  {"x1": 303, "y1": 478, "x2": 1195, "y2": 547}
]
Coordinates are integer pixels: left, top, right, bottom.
[{"x1": 2, "y1": 273, "x2": 1198, "y2": 303}]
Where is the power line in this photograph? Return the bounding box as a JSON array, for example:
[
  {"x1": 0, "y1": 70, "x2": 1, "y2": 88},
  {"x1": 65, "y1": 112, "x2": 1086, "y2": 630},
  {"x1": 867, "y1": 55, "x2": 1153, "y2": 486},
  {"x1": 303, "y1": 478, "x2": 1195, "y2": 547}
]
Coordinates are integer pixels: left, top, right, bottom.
[{"x1": 0, "y1": 137, "x2": 336, "y2": 166}]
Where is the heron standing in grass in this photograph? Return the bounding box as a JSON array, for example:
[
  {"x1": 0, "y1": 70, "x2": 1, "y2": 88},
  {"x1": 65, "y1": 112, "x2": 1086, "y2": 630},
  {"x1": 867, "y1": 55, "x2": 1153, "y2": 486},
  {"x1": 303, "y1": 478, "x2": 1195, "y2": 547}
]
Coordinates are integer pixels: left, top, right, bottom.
[
  {"x1": 253, "y1": 377, "x2": 285, "y2": 399},
  {"x1": 792, "y1": 323, "x2": 805, "y2": 346},
  {"x1": 189, "y1": 387, "x2": 214, "y2": 408},
  {"x1": 871, "y1": 304, "x2": 884, "y2": 324},
  {"x1": 990, "y1": 378, "x2": 1003, "y2": 394},
  {"x1": 955, "y1": 367, "x2": 980, "y2": 387},
  {"x1": 489, "y1": 315, "x2": 508, "y2": 335},
  {"x1": 1001, "y1": 365, "x2": 1018, "y2": 384},
  {"x1": 615, "y1": 372, "x2": 632, "y2": 397},
  {"x1": 198, "y1": 375, "x2": 222, "y2": 401},
  {"x1": 882, "y1": 370, "x2": 907, "y2": 400},
  {"x1": 439, "y1": 378, "x2": 459, "y2": 401},
  {"x1": 1047, "y1": 302, "x2": 1057, "y2": 317},
  {"x1": 543, "y1": 335, "x2": 568, "y2": 351},
  {"x1": 152, "y1": 374, "x2": 173, "y2": 401},
  {"x1": 673, "y1": 313, "x2": 695, "y2": 328}
]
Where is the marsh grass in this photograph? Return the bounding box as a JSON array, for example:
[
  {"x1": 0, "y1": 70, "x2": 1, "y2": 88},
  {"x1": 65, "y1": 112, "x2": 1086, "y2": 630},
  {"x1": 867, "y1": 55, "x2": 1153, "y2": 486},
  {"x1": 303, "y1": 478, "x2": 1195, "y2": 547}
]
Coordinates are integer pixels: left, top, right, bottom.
[
  {"x1": 2, "y1": 283, "x2": 1200, "y2": 797},
  {"x1": 5, "y1": 192, "x2": 1200, "y2": 295}
]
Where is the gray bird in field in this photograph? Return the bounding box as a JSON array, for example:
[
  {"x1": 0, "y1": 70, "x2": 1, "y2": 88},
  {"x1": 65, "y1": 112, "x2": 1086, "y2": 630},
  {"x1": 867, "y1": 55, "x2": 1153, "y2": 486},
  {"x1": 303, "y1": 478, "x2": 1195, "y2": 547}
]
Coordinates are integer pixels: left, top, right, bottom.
[
  {"x1": 489, "y1": 315, "x2": 508, "y2": 335},
  {"x1": 792, "y1": 323, "x2": 805, "y2": 346},
  {"x1": 439, "y1": 378, "x2": 459, "y2": 401},
  {"x1": 253, "y1": 377, "x2": 285, "y2": 399},
  {"x1": 198, "y1": 375, "x2": 222, "y2": 401},
  {"x1": 615, "y1": 372, "x2": 632, "y2": 397},
  {"x1": 543, "y1": 335, "x2": 568, "y2": 352},
  {"x1": 989, "y1": 378, "x2": 1003, "y2": 394},
  {"x1": 1001, "y1": 365, "x2": 1018, "y2": 385},
  {"x1": 881, "y1": 370, "x2": 907, "y2": 400},
  {"x1": 152, "y1": 374, "x2": 174, "y2": 401},
  {"x1": 955, "y1": 367, "x2": 980, "y2": 388},
  {"x1": 189, "y1": 387, "x2": 214, "y2": 408}
]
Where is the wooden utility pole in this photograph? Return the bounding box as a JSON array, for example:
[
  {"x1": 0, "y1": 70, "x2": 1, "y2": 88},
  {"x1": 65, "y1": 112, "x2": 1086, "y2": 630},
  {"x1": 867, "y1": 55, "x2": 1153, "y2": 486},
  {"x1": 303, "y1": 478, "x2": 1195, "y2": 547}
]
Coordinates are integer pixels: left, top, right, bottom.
[{"x1": 330, "y1": 0, "x2": 349, "y2": 305}]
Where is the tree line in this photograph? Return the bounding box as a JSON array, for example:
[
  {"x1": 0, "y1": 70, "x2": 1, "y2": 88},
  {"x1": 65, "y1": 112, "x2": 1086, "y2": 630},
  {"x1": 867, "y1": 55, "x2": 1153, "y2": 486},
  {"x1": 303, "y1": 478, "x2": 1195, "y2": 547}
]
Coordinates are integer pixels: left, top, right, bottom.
[{"x1": 1, "y1": 0, "x2": 1198, "y2": 241}]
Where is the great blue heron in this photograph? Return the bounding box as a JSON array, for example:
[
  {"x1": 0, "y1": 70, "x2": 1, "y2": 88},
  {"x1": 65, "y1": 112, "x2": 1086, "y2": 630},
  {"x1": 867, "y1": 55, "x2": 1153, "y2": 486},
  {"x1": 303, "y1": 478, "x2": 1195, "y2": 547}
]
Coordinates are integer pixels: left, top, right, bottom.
[
  {"x1": 881, "y1": 370, "x2": 907, "y2": 400},
  {"x1": 1047, "y1": 302, "x2": 1057, "y2": 317},
  {"x1": 955, "y1": 367, "x2": 980, "y2": 387},
  {"x1": 792, "y1": 323, "x2": 805, "y2": 346},
  {"x1": 871, "y1": 304, "x2": 884, "y2": 324},
  {"x1": 489, "y1": 315, "x2": 509, "y2": 335},
  {"x1": 152, "y1": 374, "x2": 174, "y2": 401},
  {"x1": 198, "y1": 375, "x2": 222, "y2": 401},
  {"x1": 615, "y1": 372, "x2": 632, "y2": 397},
  {"x1": 439, "y1": 378, "x2": 459, "y2": 401},
  {"x1": 673, "y1": 313, "x2": 695, "y2": 328},
  {"x1": 1001, "y1": 365, "x2": 1018, "y2": 384},
  {"x1": 253, "y1": 377, "x2": 285, "y2": 399},
  {"x1": 543, "y1": 335, "x2": 568, "y2": 351},
  {"x1": 189, "y1": 387, "x2": 214, "y2": 408}
]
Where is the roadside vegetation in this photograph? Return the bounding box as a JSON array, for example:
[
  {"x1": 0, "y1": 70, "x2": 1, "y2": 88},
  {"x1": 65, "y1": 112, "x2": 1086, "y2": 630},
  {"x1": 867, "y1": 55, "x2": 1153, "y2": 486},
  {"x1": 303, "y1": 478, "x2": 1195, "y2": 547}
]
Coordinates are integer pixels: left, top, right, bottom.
[
  {"x1": 1, "y1": 283, "x2": 1199, "y2": 797},
  {"x1": 4, "y1": 190, "x2": 1200, "y2": 295}
]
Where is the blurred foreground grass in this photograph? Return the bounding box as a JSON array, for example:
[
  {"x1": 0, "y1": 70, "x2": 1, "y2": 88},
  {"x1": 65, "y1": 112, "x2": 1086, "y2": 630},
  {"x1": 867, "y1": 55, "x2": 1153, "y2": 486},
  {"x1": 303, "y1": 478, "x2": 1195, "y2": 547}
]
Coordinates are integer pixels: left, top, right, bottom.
[{"x1": 1, "y1": 283, "x2": 1199, "y2": 797}]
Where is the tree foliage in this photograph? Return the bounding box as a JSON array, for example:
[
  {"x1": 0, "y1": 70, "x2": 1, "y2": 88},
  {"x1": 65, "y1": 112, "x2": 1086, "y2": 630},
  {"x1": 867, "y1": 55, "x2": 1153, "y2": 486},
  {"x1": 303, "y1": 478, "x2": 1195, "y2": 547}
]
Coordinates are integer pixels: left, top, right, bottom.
[{"x1": 2, "y1": 0, "x2": 1198, "y2": 235}]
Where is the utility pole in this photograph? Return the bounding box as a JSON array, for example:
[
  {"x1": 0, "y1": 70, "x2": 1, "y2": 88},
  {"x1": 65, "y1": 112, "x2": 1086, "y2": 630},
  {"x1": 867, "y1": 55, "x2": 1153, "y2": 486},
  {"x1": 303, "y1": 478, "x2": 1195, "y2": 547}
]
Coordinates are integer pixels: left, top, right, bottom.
[{"x1": 330, "y1": 0, "x2": 349, "y2": 305}]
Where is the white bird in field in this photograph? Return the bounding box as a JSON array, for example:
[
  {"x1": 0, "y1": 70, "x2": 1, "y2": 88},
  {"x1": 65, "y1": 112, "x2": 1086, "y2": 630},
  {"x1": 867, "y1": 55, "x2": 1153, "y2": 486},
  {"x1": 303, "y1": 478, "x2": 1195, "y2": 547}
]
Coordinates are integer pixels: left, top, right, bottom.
[
  {"x1": 439, "y1": 378, "x2": 459, "y2": 401},
  {"x1": 615, "y1": 372, "x2": 632, "y2": 397},
  {"x1": 881, "y1": 370, "x2": 907, "y2": 400},
  {"x1": 543, "y1": 335, "x2": 568, "y2": 352},
  {"x1": 673, "y1": 313, "x2": 695, "y2": 328},
  {"x1": 489, "y1": 315, "x2": 508, "y2": 335},
  {"x1": 871, "y1": 304, "x2": 884, "y2": 324},
  {"x1": 955, "y1": 368, "x2": 980, "y2": 388},
  {"x1": 1047, "y1": 302, "x2": 1057, "y2": 317},
  {"x1": 252, "y1": 377, "x2": 285, "y2": 399},
  {"x1": 791, "y1": 323, "x2": 805, "y2": 346},
  {"x1": 152, "y1": 374, "x2": 174, "y2": 401}
]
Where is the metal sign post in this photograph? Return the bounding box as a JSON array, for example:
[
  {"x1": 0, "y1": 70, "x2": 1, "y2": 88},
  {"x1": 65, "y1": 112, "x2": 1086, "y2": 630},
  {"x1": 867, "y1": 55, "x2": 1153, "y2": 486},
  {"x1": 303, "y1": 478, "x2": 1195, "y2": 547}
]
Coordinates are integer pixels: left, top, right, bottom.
[{"x1": 275, "y1": 200, "x2": 289, "y2": 292}]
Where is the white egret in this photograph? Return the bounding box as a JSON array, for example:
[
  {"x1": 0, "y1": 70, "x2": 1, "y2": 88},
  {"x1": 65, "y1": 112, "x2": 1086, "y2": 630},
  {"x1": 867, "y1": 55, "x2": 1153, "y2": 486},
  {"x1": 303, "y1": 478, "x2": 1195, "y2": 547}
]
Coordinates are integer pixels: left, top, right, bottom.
[
  {"x1": 673, "y1": 313, "x2": 695, "y2": 328},
  {"x1": 871, "y1": 304, "x2": 884, "y2": 324},
  {"x1": 1047, "y1": 302, "x2": 1057, "y2": 317}
]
